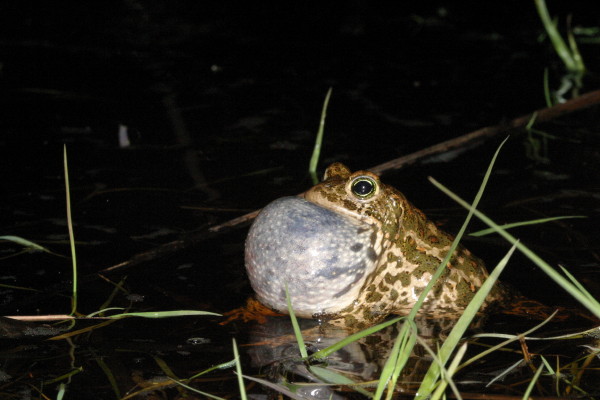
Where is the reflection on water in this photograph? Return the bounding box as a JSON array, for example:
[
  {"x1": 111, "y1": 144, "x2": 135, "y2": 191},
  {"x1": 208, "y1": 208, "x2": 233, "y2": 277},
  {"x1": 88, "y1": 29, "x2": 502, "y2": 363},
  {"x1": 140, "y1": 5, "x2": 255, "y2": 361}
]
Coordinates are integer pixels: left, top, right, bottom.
[
  {"x1": 244, "y1": 311, "x2": 599, "y2": 398},
  {"x1": 245, "y1": 315, "x2": 469, "y2": 398}
]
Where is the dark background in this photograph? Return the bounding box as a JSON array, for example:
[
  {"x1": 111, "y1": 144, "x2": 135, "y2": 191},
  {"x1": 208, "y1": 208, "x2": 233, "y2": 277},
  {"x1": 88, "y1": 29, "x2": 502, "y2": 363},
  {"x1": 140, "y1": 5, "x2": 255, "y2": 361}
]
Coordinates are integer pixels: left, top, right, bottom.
[{"x1": 0, "y1": 1, "x2": 599, "y2": 398}]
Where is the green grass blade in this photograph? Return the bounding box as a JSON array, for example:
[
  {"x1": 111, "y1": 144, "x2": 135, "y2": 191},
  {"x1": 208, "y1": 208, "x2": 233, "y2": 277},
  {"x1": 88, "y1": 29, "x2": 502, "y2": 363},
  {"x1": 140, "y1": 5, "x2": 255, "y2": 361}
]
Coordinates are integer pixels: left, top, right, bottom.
[
  {"x1": 188, "y1": 359, "x2": 236, "y2": 380},
  {"x1": 56, "y1": 383, "x2": 67, "y2": 400},
  {"x1": 309, "y1": 87, "x2": 333, "y2": 184},
  {"x1": 558, "y1": 264, "x2": 596, "y2": 302},
  {"x1": 0, "y1": 283, "x2": 40, "y2": 292},
  {"x1": 416, "y1": 241, "x2": 517, "y2": 399},
  {"x1": 97, "y1": 277, "x2": 129, "y2": 314},
  {"x1": 96, "y1": 357, "x2": 121, "y2": 399},
  {"x1": 407, "y1": 137, "x2": 508, "y2": 321},
  {"x1": 534, "y1": 0, "x2": 577, "y2": 72},
  {"x1": 87, "y1": 307, "x2": 125, "y2": 317},
  {"x1": 153, "y1": 355, "x2": 179, "y2": 379},
  {"x1": 522, "y1": 362, "x2": 545, "y2": 400},
  {"x1": 469, "y1": 215, "x2": 585, "y2": 237},
  {"x1": 108, "y1": 310, "x2": 221, "y2": 318},
  {"x1": 385, "y1": 321, "x2": 418, "y2": 400},
  {"x1": 0, "y1": 236, "x2": 67, "y2": 259},
  {"x1": 487, "y1": 359, "x2": 525, "y2": 388},
  {"x1": 309, "y1": 366, "x2": 373, "y2": 398},
  {"x1": 310, "y1": 316, "x2": 403, "y2": 360},
  {"x1": 241, "y1": 374, "x2": 306, "y2": 400},
  {"x1": 539, "y1": 355, "x2": 555, "y2": 375},
  {"x1": 63, "y1": 145, "x2": 78, "y2": 315},
  {"x1": 308, "y1": 366, "x2": 353, "y2": 384},
  {"x1": 233, "y1": 338, "x2": 248, "y2": 400},
  {"x1": 378, "y1": 138, "x2": 510, "y2": 399},
  {"x1": 543, "y1": 68, "x2": 552, "y2": 107},
  {"x1": 465, "y1": 312, "x2": 558, "y2": 371},
  {"x1": 429, "y1": 178, "x2": 600, "y2": 318},
  {"x1": 567, "y1": 27, "x2": 586, "y2": 73},
  {"x1": 285, "y1": 284, "x2": 308, "y2": 359},
  {"x1": 169, "y1": 379, "x2": 227, "y2": 400},
  {"x1": 371, "y1": 320, "x2": 417, "y2": 400},
  {"x1": 0, "y1": 235, "x2": 51, "y2": 253},
  {"x1": 44, "y1": 367, "x2": 83, "y2": 384},
  {"x1": 430, "y1": 342, "x2": 467, "y2": 400}
]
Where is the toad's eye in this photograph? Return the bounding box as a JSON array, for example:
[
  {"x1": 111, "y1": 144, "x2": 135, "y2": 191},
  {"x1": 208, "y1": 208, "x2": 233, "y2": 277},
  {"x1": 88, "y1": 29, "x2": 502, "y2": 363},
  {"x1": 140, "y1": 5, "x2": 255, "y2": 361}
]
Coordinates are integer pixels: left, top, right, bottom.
[{"x1": 351, "y1": 177, "x2": 377, "y2": 198}]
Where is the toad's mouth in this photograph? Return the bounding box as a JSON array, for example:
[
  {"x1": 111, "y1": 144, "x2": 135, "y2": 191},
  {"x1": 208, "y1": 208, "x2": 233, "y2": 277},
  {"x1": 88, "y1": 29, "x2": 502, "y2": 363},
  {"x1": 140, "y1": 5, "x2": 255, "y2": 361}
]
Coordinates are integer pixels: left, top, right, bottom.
[{"x1": 245, "y1": 196, "x2": 381, "y2": 318}]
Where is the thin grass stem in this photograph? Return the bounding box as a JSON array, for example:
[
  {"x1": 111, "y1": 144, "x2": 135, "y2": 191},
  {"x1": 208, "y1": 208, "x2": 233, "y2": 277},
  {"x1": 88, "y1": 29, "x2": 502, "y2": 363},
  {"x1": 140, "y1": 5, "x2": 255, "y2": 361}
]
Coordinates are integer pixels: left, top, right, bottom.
[
  {"x1": 309, "y1": 87, "x2": 333, "y2": 184},
  {"x1": 429, "y1": 178, "x2": 600, "y2": 318},
  {"x1": 63, "y1": 145, "x2": 78, "y2": 315}
]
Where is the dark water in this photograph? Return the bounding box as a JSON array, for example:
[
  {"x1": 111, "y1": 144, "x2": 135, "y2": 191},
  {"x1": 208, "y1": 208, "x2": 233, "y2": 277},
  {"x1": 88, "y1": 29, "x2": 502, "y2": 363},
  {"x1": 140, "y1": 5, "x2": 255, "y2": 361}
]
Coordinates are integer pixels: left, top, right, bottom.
[{"x1": 1, "y1": 2, "x2": 599, "y2": 398}]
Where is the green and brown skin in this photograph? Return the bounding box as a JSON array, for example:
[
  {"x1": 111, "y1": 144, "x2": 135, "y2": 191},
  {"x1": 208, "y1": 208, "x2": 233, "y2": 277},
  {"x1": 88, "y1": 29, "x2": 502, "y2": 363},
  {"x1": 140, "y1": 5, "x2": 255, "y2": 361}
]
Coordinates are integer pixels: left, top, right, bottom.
[
  {"x1": 245, "y1": 163, "x2": 589, "y2": 330},
  {"x1": 303, "y1": 163, "x2": 505, "y2": 329}
]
